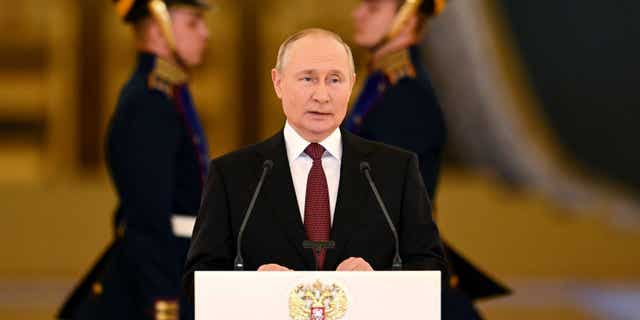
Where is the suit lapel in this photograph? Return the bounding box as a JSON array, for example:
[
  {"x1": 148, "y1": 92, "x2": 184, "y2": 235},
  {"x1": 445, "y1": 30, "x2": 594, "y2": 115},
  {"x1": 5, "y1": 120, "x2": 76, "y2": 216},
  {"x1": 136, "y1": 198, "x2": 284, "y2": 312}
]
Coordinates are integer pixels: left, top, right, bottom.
[
  {"x1": 324, "y1": 130, "x2": 373, "y2": 269},
  {"x1": 257, "y1": 131, "x2": 315, "y2": 269}
]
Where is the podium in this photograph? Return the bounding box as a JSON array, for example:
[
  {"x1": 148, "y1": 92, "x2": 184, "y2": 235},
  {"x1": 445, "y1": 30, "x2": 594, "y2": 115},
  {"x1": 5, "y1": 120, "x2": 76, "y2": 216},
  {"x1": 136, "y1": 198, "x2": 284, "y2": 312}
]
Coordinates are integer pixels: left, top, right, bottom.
[{"x1": 195, "y1": 271, "x2": 440, "y2": 319}]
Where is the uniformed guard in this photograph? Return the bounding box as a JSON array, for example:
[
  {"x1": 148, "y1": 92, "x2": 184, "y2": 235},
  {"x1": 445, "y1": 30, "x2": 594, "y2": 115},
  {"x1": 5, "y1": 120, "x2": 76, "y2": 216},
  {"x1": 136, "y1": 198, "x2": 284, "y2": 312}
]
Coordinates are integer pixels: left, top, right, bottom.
[
  {"x1": 58, "y1": 1, "x2": 211, "y2": 319},
  {"x1": 347, "y1": 1, "x2": 510, "y2": 318}
]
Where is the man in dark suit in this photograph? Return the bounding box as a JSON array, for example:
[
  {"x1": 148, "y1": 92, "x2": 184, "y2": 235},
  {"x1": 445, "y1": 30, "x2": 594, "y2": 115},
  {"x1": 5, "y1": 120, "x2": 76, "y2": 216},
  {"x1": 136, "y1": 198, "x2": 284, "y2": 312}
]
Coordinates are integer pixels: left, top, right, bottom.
[
  {"x1": 58, "y1": 1, "x2": 211, "y2": 319},
  {"x1": 183, "y1": 28, "x2": 447, "y2": 298}
]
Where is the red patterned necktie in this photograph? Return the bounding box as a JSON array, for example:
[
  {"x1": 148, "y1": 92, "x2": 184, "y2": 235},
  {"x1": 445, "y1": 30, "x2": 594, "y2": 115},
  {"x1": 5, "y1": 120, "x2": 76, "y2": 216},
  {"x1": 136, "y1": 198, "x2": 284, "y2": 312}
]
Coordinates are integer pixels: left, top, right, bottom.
[{"x1": 303, "y1": 143, "x2": 331, "y2": 270}]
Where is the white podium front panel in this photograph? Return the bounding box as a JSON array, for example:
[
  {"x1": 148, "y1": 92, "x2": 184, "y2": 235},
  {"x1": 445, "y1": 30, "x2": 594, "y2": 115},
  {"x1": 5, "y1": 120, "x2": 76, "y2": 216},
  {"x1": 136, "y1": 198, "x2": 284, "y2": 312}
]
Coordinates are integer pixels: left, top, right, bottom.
[{"x1": 195, "y1": 271, "x2": 440, "y2": 320}]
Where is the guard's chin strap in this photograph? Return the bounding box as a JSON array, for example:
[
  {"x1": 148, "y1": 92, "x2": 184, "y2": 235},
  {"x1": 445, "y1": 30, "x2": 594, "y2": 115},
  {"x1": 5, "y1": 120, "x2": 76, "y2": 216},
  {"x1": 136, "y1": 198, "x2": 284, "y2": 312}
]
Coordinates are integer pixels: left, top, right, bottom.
[
  {"x1": 371, "y1": 0, "x2": 423, "y2": 50},
  {"x1": 369, "y1": 3, "x2": 420, "y2": 57},
  {"x1": 148, "y1": 0, "x2": 190, "y2": 70},
  {"x1": 368, "y1": 44, "x2": 383, "y2": 58},
  {"x1": 368, "y1": 18, "x2": 402, "y2": 53},
  {"x1": 367, "y1": 32, "x2": 416, "y2": 69},
  {"x1": 173, "y1": 52, "x2": 189, "y2": 72}
]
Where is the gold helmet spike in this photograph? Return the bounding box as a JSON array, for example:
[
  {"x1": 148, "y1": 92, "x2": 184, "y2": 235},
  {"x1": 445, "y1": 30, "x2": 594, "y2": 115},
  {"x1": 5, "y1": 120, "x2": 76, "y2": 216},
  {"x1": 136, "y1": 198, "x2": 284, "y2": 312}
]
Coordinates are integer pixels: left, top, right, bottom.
[
  {"x1": 148, "y1": 0, "x2": 177, "y2": 51},
  {"x1": 387, "y1": 0, "x2": 424, "y2": 39}
]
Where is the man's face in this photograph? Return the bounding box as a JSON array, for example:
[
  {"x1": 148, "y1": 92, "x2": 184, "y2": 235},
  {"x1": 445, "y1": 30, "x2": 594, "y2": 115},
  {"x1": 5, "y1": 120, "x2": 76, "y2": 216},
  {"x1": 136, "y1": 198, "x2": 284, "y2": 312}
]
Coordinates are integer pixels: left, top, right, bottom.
[
  {"x1": 171, "y1": 7, "x2": 209, "y2": 67},
  {"x1": 352, "y1": 0, "x2": 398, "y2": 48},
  {"x1": 272, "y1": 35, "x2": 355, "y2": 142}
]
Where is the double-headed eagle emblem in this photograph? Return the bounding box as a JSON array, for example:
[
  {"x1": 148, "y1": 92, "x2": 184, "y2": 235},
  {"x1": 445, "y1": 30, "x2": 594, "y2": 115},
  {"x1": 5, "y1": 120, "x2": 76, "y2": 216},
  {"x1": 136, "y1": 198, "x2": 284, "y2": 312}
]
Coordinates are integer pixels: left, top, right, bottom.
[{"x1": 289, "y1": 280, "x2": 348, "y2": 320}]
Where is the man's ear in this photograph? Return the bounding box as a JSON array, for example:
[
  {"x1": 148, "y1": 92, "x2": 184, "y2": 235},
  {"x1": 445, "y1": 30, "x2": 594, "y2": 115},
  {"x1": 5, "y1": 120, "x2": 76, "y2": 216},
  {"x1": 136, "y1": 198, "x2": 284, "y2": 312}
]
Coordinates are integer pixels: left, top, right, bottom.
[
  {"x1": 271, "y1": 68, "x2": 283, "y2": 99},
  {"x1": 349, "y1": 72, "x2": 357, "y2": 91}
]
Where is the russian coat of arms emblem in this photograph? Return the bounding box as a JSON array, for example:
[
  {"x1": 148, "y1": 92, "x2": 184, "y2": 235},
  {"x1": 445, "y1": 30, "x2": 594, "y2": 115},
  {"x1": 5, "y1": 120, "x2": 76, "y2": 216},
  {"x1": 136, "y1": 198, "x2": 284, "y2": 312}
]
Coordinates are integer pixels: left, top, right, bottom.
[{"x1": 289, "y1": 280, "x2": 348, "y2": 320}]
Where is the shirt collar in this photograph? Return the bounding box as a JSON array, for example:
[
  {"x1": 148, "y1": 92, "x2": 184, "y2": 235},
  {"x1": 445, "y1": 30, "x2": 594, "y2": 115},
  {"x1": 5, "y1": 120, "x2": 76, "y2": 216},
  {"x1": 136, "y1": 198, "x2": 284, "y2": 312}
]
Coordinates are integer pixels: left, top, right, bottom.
[{"x1": 284, "y1": 121, "x2": 342, "y2": 163}]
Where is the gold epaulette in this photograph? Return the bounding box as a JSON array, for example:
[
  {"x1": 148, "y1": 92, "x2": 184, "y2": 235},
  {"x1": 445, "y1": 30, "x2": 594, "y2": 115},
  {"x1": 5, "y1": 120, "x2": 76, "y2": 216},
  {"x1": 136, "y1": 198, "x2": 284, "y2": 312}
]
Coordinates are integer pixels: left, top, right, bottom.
[
  {"x1": 372, "y1": 49, "x2": 416, "y2": 85},
  {"x1": 148, "y1": 58, "x2": 188, "y2": 97},
  {"x1": 155, "y1": 299, "x2": 179, "y2": 320}
]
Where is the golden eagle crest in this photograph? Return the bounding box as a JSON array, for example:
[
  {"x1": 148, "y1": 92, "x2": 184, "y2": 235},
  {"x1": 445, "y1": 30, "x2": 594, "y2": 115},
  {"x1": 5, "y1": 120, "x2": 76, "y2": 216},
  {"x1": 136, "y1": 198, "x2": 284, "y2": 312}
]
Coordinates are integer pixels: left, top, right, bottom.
[{"x1": 289, "y1": 280, "x2": 348, "y2": 320}]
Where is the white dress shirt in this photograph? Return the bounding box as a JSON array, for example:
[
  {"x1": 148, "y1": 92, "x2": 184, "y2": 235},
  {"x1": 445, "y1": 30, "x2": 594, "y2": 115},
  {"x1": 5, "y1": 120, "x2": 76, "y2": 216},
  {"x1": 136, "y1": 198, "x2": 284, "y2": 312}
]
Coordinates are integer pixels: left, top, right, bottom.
[{"x1": 283, "y1": 121, "x2": 342, "y2": 225}]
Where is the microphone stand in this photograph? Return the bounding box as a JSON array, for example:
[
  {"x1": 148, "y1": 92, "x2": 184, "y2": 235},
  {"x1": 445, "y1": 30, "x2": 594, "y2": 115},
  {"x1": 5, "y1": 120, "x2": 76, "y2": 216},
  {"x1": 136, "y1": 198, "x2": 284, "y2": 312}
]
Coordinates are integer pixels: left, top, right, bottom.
[{"x1": 234, "y1": 160, "x2": 273, "y2": 271}]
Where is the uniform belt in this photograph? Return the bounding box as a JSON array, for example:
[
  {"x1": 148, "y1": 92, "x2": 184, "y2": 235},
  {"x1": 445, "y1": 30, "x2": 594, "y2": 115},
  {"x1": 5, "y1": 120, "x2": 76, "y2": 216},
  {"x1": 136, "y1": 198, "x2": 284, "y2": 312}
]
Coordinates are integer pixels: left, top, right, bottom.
[{"x1": 171, "y1": 214, "x2": 197, "y2": 238}]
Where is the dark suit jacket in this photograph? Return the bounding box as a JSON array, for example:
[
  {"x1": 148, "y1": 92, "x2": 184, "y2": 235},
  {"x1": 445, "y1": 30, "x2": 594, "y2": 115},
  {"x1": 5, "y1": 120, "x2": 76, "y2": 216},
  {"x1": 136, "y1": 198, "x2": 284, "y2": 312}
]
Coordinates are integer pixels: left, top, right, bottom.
[{"x1": 183, "y1": 129, "x2": 447, "y2": 299}]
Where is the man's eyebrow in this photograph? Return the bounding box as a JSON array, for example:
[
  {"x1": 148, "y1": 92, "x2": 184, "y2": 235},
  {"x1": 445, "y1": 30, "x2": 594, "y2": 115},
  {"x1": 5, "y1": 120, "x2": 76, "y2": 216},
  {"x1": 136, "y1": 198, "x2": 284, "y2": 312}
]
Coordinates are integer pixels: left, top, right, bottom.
[
  {"x1": 328, "y1": 69, "x2": 346, "y2": 76},
  {"x1": 294, "y1": 70, "x2": 317, "y2": 75},
  {"x1": 295, "y1": 69, "x2": 346, "y2": 74}
]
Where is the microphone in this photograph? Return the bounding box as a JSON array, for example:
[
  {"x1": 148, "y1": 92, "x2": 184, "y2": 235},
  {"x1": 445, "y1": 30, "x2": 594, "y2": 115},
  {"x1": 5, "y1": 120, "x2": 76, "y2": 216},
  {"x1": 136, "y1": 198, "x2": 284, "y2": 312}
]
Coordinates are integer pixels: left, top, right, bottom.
[
  {"x1": 360, "y1": 161, "x2": 402, "y2": 271},
  {"x1": 234, "y1": 160, "x2": 274, "y2": 271}
]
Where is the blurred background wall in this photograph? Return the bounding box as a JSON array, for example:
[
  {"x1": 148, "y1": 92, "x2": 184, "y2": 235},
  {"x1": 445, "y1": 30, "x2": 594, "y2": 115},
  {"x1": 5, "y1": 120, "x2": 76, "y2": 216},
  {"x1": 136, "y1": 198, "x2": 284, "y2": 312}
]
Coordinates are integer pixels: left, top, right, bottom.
[
  {"x1": 500, "y1": 0, "x2": 640, "y2": 193},
  {"x1": 0, "y1": 1, "x2": 639, "y2": 319}
]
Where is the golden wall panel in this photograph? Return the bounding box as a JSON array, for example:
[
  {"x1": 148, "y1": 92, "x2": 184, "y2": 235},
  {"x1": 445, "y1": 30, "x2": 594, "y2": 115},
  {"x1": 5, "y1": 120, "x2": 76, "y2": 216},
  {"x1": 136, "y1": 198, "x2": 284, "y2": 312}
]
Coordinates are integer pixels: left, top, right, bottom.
[{"x1": 0, "y1": 0, "x2": 78, "y2": 183}]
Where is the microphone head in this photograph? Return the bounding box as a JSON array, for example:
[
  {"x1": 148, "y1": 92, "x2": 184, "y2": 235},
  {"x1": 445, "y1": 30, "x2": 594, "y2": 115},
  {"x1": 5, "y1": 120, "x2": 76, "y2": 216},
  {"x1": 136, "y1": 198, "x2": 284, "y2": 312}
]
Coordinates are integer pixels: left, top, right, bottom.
[
  {"x1": 263, "y1": 159, "x2": 274, "y2": 170},
  {"x1": 359, "y1": 161, "x2": 371, "y2": 173}
]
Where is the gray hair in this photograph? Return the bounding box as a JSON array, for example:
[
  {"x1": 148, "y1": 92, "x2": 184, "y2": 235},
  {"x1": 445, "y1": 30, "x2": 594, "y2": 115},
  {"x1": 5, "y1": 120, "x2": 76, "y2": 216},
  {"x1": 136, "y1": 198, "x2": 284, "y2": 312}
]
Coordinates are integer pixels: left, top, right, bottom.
[{"x1": 274, "y1": 28, "x2": 355, "y2": 73}]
